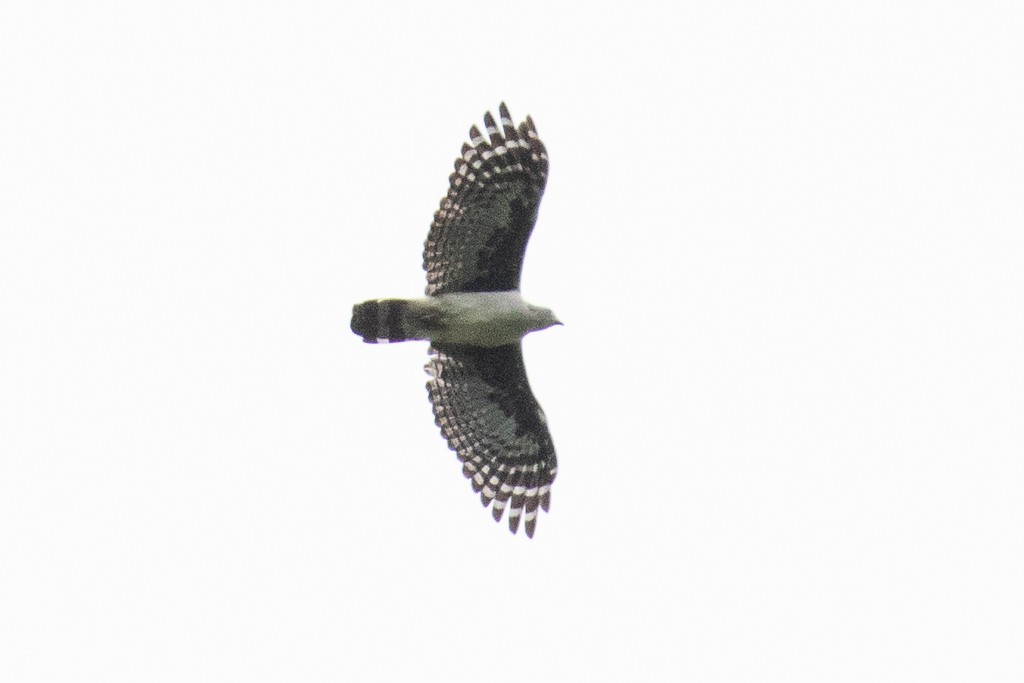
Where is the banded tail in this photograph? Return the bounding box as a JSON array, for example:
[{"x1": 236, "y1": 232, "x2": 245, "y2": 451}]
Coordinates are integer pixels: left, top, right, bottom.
[{"x1": 351, "y1": 299, "x2": 417, "y2": 343}]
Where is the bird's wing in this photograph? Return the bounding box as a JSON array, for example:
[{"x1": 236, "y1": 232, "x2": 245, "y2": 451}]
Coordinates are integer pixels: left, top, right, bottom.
[
  {"x1": 423, "y1": 103, "x2": 549, "y2": 295},
  {"x1": 425, "y1": 343, "x2": 557, "y2": 537}
]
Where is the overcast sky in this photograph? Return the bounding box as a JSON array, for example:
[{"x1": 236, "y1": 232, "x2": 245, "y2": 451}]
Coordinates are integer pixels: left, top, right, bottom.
[{"x1": 2, "y1": 2, "x2": 1022, "y2": 681}]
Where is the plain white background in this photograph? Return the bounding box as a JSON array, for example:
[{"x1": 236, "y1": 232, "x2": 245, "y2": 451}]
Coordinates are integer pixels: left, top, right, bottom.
[{"x1": 2, "y1": 1, "x2": 1022, "y2": 680}]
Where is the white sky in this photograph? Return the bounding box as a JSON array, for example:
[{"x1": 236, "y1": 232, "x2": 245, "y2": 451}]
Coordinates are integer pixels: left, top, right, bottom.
[{"x1": 2, "y1": 2, "x2": 1022, "y2": 681}]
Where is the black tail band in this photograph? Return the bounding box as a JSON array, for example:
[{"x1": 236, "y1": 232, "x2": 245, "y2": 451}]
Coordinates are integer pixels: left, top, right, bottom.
[{"x1": 351, "y1": 299, "x2": 413, "y2": 343}]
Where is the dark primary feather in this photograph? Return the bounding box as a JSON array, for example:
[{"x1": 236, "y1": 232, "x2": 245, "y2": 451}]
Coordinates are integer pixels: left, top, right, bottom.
[
  {"x1": 423, "y1": 103, "x2": 549, "y2": 295},
  {"x1": 425, "y1": 343, "x2": 557, "y2": 537}
]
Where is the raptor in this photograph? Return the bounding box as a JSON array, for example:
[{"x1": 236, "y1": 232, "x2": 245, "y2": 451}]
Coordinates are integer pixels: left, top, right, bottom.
[{"x1": 351, "y1": 103, "x2": 560, "y2": 537}]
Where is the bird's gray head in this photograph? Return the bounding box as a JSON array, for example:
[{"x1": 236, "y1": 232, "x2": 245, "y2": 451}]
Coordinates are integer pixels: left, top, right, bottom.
[{"x1": 527, "y1": 305, "x2": 562, "y2": 332}]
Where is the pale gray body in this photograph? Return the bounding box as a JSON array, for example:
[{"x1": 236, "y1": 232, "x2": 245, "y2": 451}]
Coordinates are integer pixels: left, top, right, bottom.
[{"x1": 403, "y1": 291, "x2": 559, "y2": 347}]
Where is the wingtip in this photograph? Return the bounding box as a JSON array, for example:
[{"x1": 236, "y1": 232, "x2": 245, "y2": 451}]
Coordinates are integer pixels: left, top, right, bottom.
[
  {"x1": 492, "y1": 500, "x2": 506, "y2": 523},
  {"x1": 508, "y1": 509, "x2": 522, "y2": 534}
]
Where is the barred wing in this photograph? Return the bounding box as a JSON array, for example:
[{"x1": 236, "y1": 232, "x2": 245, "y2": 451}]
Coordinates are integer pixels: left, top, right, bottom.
[
  {"x1": 425, "y1": 344, "x2": 557, "y2": 537},
  {"x1": 423, "y1": 103, "x2": 549, "y2": 295}
]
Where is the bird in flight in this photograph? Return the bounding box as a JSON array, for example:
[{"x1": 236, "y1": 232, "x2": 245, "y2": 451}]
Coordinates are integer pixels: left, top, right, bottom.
[{"x1": 351, "y1": 103, "x2": 560, "y2": 537}]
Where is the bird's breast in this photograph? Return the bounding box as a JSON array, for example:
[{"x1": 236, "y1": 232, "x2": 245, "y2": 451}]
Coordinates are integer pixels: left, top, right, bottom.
[{"x1": 426, "y1": 292, "x2": 533, "y2": 347}]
